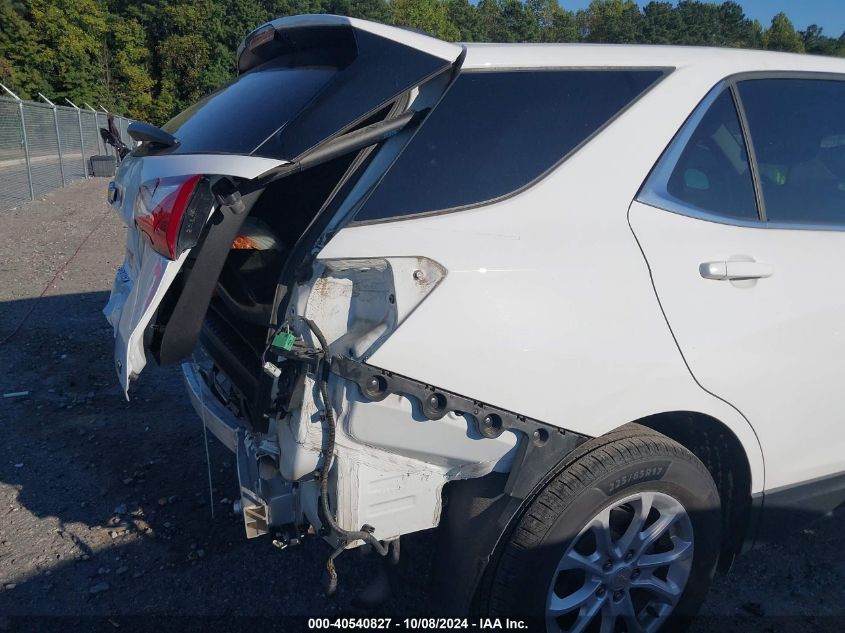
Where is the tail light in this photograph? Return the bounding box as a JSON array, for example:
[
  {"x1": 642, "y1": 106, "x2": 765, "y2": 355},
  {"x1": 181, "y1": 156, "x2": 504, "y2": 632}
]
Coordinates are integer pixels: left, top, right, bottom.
[{"x1": 134, "y1": 174, "x2": 213, "y2": 260}]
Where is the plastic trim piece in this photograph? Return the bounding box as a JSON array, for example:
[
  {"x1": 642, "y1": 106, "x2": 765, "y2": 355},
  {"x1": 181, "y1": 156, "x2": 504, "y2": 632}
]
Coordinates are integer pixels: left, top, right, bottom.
[
  {"x1": 330, "y1": 356, "x2": 589, "y2": 499},
  {"x1": 754, "y1": 470, "x2": 845, "y2": 545},
  {"x1": 182, "y1": 361, "x2": 243, "y2": 453}
]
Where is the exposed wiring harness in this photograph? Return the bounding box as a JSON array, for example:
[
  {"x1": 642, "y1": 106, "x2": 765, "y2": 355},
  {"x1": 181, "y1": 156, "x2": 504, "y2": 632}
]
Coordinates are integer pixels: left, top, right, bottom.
[{"x1": 281, "y1": 315, "x2": 390, "y2": 594}]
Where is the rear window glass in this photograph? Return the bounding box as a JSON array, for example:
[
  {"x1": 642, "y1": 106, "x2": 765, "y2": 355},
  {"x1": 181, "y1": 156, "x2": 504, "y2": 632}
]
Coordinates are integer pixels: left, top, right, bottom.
[
  {"x1": 160, "y1": 56, "x2": 341, "y2": 156},
  {"x1": 156, "y1": 29, "x2": 454, "y2": 160},
  {"x1": 353, "y1": 69, "x2": 665, "y2": 223}
]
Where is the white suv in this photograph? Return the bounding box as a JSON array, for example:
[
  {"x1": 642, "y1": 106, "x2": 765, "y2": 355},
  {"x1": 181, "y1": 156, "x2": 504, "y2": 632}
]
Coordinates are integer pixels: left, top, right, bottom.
[{"x1": 104, "y1": 14, "x2": 845, "y2": 631}]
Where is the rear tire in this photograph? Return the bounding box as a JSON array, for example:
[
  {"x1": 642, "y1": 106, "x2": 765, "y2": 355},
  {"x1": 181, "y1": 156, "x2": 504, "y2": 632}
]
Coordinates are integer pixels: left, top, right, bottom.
[{"x1": 480, "y1": 423, "x2": 721, "y2": 632}]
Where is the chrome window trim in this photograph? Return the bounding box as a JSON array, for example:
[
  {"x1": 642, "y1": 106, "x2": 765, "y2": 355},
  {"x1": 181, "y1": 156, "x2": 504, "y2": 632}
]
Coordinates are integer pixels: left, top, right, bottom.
[
  {"x1": 766, "y1": 221, "x2": 845, "y2": 233},
  {"x1": 639, "y1": 71, "x2": 845, "y2": 233},
  {"x1": 637, "y1": 200, "x2": 845, "y2": 233},
  {"x1": 637, "y1": 81, "x2": 762, "y2": 225}
]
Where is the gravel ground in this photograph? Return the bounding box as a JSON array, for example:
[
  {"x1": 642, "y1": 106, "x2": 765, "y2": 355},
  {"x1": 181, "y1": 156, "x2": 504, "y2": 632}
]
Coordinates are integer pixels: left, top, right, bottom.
[{"x1": 1, "y1": 179, "x2": 844, "y2": 632}]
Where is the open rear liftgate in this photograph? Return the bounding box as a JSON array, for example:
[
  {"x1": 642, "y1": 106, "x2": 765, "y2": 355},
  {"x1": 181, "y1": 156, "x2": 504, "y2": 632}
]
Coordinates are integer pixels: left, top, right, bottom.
[{"x1": 150, "y1": 14, "x2": 593, "y2": 608}]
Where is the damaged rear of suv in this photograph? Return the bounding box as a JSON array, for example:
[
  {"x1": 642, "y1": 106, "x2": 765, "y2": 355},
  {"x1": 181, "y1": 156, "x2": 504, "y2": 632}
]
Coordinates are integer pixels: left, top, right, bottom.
[{"x1": 104, "y1": 14, "x2": 798, "y2": 630}]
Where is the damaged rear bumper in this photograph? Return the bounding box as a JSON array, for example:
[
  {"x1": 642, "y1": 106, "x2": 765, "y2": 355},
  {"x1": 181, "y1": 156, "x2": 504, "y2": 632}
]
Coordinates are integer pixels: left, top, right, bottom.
[{"x1": 182, "y1": 360, "x2": 298, "y2": 539}]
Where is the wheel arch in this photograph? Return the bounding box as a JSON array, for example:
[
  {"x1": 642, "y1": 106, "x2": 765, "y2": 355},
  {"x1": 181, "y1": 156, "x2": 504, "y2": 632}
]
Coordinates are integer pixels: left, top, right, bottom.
[
  {"x1": 435, "y1": 409, "x2": 760, "y2": 614},
  {"x1": 629, "y1": 410, "x2": 754, "y2": 570}
]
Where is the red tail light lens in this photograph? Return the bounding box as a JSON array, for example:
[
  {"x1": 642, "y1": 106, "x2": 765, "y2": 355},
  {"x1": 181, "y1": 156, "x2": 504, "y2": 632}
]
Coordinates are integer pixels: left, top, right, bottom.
[{"x1": 134, "y1": 174, "x2": 203, "y2": 260}]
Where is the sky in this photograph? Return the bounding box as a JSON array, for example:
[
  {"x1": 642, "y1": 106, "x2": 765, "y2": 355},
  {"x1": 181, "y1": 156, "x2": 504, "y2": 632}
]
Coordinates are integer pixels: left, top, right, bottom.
[{"x1": 565, "y1": 0, "x2": 845, "y2": 36}]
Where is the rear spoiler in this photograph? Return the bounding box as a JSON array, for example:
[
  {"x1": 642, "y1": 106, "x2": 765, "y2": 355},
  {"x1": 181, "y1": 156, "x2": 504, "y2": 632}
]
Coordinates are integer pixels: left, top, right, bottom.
[{"x1": 237, "y1": 14, "x2": 462, "y2": 74}]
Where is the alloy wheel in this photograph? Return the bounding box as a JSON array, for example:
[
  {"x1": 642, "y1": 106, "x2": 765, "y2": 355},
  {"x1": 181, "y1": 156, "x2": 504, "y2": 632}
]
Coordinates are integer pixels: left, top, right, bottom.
[{"x1": 546, "y1": 491, "x2": 694, "y2": 633}]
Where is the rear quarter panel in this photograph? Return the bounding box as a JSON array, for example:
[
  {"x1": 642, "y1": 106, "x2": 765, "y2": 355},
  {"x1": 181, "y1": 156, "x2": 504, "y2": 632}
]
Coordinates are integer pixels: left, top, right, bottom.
[{"x1": 318, "y1": 65, "x2": 765, "y2": 492}]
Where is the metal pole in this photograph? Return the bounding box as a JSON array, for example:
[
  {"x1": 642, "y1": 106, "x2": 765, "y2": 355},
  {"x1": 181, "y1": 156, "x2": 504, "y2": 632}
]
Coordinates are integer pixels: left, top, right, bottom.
[
  {"x1": 0, "y1": 82, "x2": 21, "y2": 100},
  {"x1": 98, "y1": 115, "x2": 106, "y2": 156},
  {"x1": 80, "y1": 111, "x2": 89, "y2": 177},
  {"x1": 66, "y1": 101, "x2": 88, "y2": 179},
  {"x1": 39, "y1": 93, "x2": 66, "y2": 187},
  {"x1": 52, "y1": 105, "x2": 66, "y2": 188},
  {"x1": 100, "y1": 106, "x2": 113, "y2": 157},
  {"x1": 84, "y1": 103, "x2": 106, "y2": 156},
  {"x1": 18, "y1": 102, "x2": 35, "y2": 201}
]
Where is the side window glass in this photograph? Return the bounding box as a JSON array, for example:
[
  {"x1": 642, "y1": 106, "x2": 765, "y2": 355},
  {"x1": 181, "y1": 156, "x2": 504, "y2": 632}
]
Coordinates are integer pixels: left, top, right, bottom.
[
  {"x1": 639, "y1": 89, "x2": 759, "y2": 221},
  {"x1": 738, "y1": 78, "x2": 845, "y2": 225},
  {"x1": 354, "y1": 69, "x2": 665, "y2": 223}
]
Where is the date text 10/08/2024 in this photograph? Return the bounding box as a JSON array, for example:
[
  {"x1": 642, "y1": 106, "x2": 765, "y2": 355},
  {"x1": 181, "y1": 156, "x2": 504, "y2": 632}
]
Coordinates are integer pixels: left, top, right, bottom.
[{"x1": 307, "y1": 618, "x2": 530, "y2": 630}]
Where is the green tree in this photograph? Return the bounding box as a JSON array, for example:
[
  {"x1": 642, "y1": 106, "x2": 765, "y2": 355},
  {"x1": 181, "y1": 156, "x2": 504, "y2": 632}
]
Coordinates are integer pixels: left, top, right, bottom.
[
  {"x1": 716, "y1": 1, "x2": 758, "y2": 47},
  {"x1": 3, "y1": 0, "x2": 842, "y2": 126},
  {"x1": 549, "y1": 5, "x2": 578, "y2": 42},
  {"x1": 642, "y1": 2, "x2": 682, "y2": 45},
  {"x1": 27, "y1": 0, "x2": 111, "y2": 105},
  {"x1": 500, "y1": 0, "x2": 539, "y2": 42},
  {"x1": 445, "y1": 0, "x2": 484, "y2": 41},
  {"x1": 324, "y1": 0, "x2": 390, "y2": 23},
  {"x1": 146, "y1": 0, "x2": 222, "y2": 121},
  {"x1": 578, "y1": 0, "x2": 644, "y2": 44},
  {"x1": 801, "y1": 24, "x2": 841, "y2": 57},
  {"x1": 209, "y1": 0, "x2": 269, "y2": 80},
  {"x1": 524, "y1": 0, "x2": 575, "y2": 42},
  {"x1": 106, "y1": 18, "x2": 155, "y2": 119},
  {"x1": 390, "y1": 0, "x2": 459, "y2": 40},
  {"x1": 525, "y1": 0, "x2": 554, "y2": 34},
  {"x1": 476, "y1": 0, "x2": 508, "y2": 41},
  {"x1": 675, "y1": 0, "x2": 720, "y2": 45},
  {"x1": 0, "y1": 0, "x2": 47, "y2": 98},
  {"x1": 764, "y1": 12, "x2": 805, "y2": 53}
]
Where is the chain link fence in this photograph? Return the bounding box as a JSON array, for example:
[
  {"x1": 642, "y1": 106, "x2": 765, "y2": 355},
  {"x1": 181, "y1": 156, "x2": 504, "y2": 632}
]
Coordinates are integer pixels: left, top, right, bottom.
[{"x1": 0, "y1": 95, "x2": 134, "y2": 212}]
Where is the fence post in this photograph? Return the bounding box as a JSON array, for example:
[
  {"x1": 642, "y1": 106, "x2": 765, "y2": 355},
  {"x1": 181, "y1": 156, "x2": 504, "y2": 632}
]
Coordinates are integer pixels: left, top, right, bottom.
[
  {"x1": 80, "y1": 112, "x2": 88, "y2": 177},
  {"x1": 40, "y1": 94, "x2": 67, "y2": 189},
  {"x1": 18, "y1": 102, "x2": 35, "y2": 201},
  {"x1": 64, "y1": 99, "x2": 88, "y2": 178},
  {"x1": 54, "y1": 107, "x2": 66, "y2": 186},
  {"x1": 99, "y1": 106, "x2": 113, "y2": 158},
  {"x1": 86, "y1": 103, "x2": 104, "y2": 156}
]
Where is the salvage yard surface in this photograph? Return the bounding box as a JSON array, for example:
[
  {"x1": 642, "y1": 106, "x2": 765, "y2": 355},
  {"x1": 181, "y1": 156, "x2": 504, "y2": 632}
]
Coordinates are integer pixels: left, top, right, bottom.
[{"x1": 1, "y1": 179, "x2": 844, "y2": 632}]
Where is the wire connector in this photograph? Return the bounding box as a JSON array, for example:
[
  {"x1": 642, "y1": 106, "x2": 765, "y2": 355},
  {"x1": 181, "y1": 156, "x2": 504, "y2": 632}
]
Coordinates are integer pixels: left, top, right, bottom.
[
  {"x1": 262, "y1": 361, "x2": 282, "y2": 378},
  {"x1": 271, "y1": 329, "x2": 297, "y2": 351}
]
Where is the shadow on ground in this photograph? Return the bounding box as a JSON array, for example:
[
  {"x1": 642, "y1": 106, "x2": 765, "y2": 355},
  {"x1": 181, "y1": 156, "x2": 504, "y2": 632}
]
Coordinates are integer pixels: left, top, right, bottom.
[{"x1": 0, "y1": 292, "x2": 435, "y2": 633}]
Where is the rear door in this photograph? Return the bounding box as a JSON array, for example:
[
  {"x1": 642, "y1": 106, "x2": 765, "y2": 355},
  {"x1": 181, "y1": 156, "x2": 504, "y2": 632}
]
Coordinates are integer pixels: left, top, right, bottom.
[
  {"x1": 104, "y1": 15, "x2": 462, "y2": 394},
  {"x1": 630, "y1": 76, "x2": 845, "y2": 491}
]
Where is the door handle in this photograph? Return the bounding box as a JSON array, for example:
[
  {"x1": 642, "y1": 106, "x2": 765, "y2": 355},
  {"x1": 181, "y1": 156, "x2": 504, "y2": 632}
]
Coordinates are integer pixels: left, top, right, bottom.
[{"x1": 699, "y1": 260, "x2": 773, "y2": 281}]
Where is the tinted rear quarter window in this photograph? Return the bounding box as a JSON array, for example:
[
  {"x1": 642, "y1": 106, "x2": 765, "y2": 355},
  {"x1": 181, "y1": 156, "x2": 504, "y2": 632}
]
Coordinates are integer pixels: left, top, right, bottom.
[
  {"x1": 354, "y1": 69, "x2": 666, "y2": 223},
  {"x1": 639, "y1": 89, "x2": 759, "y2": 221},
  {"x1": 738, "y1": 78, "x2": 845, "y2": 225}
]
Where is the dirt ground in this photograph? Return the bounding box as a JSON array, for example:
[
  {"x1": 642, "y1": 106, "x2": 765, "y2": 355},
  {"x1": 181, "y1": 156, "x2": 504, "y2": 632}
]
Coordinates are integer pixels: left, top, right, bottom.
[{"x1": 1, "y1": 179, "x2": 844, "y2": 632}]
